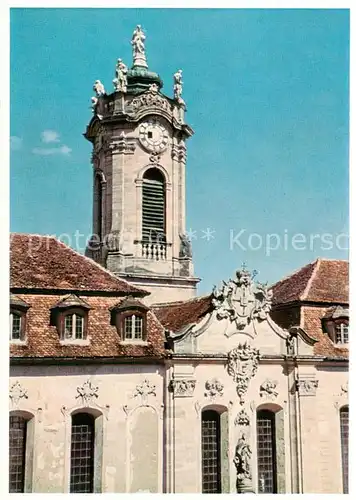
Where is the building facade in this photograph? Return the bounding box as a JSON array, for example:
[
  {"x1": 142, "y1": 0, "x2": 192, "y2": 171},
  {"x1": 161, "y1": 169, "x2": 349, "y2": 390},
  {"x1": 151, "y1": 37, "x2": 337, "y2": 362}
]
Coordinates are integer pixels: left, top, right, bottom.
[{"x1": 9, "y1": 26, "x2": 348, "y2": 494}]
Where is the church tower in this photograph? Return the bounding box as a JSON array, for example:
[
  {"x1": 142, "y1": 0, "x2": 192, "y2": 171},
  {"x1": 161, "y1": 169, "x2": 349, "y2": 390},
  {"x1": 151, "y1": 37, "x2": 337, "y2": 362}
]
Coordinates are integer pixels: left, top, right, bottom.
[{"x1": 84, "y1": 26, "x2": 199, "y2": 303}]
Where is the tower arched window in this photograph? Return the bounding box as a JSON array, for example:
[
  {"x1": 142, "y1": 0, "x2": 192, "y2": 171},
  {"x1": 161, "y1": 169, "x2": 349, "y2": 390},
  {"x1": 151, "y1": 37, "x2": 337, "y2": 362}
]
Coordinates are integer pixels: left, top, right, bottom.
[
  {"x1": 340, "y1": 406, "x2": 349, "y2": 493},
  {"x1": 257, "y1": 409, "x2": 277, "y2": 493},
  {"x1": 142, "y1": 168, "x2": 166, "y2": 244},
  {"x1": 94, "y1": 174, "x2": 103, "y2": 241}
]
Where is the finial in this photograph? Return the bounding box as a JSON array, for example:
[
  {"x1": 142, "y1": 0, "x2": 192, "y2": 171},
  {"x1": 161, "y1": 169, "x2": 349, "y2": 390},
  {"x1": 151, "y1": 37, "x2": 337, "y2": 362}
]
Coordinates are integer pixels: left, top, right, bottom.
[
  {"x1": 173, "y1": 69, "x2": 185, "y2": 105},
  {"x1": 131, "y1": 25, "x2": 148, "y2": 68},
  {"x1": 113, "y1": 58, "x2": 128, "y2": 93}
]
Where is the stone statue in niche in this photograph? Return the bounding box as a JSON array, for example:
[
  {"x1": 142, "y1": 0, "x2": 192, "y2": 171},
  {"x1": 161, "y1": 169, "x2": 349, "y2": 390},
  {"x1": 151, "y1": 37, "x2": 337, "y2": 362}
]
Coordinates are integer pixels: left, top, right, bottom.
[
  {"x1": 286, "y1": 334, "x2": 296, "y2": 355},
  {"x1": 233, "y1": 433, "x2": 254, "y2": 493},
  {"x1": 113, "y1": 58, "x2": 128, "y2": 93},
  {"x1": 179, "y1": 232, "x2": 192, "y2": 258}
]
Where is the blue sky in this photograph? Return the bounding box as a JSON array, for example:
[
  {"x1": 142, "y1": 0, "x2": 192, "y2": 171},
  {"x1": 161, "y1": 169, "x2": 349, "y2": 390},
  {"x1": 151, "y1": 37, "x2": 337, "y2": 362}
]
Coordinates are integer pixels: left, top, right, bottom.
[{"x1": 10, "y1": 8, "x2": 349, "y2": 293}]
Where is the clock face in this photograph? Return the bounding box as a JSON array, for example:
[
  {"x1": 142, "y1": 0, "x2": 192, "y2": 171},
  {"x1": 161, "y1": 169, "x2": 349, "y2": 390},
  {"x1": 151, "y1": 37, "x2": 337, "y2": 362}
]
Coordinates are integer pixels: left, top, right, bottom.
[{"x1": 138, "y1": 120, "x2": 169, "y2": 153}]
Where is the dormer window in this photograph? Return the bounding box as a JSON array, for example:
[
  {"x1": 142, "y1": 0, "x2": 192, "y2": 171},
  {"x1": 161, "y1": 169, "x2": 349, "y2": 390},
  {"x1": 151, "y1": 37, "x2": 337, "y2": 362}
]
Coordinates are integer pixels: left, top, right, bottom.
[
  {"x1": 110, "y1": 296, "x2": 148, "y2": 343},
  {"x1": 322, "y1": 306, "x2": 349, "y2": 347},
  {"x1": 336, "y1": 324, "x2": 349, "y2": 345},
  {"x1": 10, "y1": 295, "x2": 30, "y2": 343},
  {"x1": 50, "y1": 295, "x2": 90, "y2": 343}
]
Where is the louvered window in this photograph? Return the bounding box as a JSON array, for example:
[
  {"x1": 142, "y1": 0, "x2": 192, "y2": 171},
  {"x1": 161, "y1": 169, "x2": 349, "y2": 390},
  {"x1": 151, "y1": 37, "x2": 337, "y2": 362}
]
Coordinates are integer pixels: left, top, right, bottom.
[{"x1": 142, "y1": 168, "x2": 166, "y2": 243}]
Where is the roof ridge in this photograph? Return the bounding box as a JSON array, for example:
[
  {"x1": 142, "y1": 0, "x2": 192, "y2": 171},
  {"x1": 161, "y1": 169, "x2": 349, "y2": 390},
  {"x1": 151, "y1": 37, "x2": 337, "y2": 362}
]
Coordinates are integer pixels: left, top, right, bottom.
[
  {"x1": 270, "y1": 259, "x2": 319, "y2": 289},
  {"x1": 152, "y1": 294, "x2": 211, "y2": 308},
  {"x1": 300, "y1": 258, "x2": 321, "y2": 300}
]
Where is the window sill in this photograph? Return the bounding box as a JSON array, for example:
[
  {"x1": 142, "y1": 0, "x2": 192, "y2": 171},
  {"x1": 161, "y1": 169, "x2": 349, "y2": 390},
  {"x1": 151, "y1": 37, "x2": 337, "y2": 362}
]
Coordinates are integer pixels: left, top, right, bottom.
[
  {"x1": 334, "y1": 343, "x2": 349, "y2": 348},
  {"x1": 60, "y1": 338, "x2": 90, "y2": 346},
  {"x1": 10, "y1": 339, "x2": 27, "y2": 346},
  {"x1": 120, "y1": 340, "x2": 149, "y2": 346}
]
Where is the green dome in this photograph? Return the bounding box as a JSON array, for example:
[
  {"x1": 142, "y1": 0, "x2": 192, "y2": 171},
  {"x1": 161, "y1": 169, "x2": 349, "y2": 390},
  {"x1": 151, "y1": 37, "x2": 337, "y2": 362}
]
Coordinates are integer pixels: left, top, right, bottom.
[{"x1": 127, "y1": 65, "x2": 163, "y2": 94}]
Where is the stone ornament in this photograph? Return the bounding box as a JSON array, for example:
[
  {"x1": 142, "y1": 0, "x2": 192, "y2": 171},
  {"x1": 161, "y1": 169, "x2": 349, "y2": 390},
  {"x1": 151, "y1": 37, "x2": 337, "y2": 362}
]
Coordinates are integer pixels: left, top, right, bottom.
[
  {"x1": 9, "y1": 381, "x2": 28, "y2": 407},
  {"x1": 235, "y1": 409, "x2": 250, "y2": 427},
  {"x1": 173, "y1": 69, "x2": 185, "y2": 105},
  {"x1": 131, "y1": 92, "x2": 170, "y2": 112},
  {"x1": 204, "y1": 378, "x2": 224, "y2": 401},
  {"x1": 227, "y1": 342, "x2": 259, "y2": 405},
  {"x1": 109, "y1": 132, "x2": 136, "y2": 155},
  {"x1": 149, "y1": 83, "x2": 159, "y2": 93},
  {"x1": 260, "y1": 379, "x2": 278, "y2": 400},
  {"x1": 297, "y1": 377, "x2": 319, "y2": 396},
  {"x1": 341, "y1": 381, "x2": 348, "y2": 395},
  {"x1": 170, "y1": 379, "x2": 196, "y2": 398},
  {"x1": 171, "y1": 144, "x2": 186, "y2": 163},
  {"x1": 212, "y1": 265, "x2": 272, "y2": 333},
  {"x1": 233, "y1": 433, "x2": 254, "y2": 493},
  {"x1": 133, "y1": 379, "x2": 156, "y2": 405},
  {"x1": 76, "y1": 380, "x2": 99, "y2": 405},
  {"x1": 131, "y1": 25, "x2": 148, "y2": 68},
  {"x1": 113, "y1": 58, "x2": 128, "y2": 93}
]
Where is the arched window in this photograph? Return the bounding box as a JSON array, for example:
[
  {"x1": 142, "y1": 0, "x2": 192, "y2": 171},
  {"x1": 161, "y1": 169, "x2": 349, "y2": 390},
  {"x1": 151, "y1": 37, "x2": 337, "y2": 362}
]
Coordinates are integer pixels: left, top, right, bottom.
[
  {"x1": 9, "y1": 413, "x2": 34, "y2": 493},
  {"x1": 340, "y1": 406, "x2": 349, "y2": 493},
  {"x1": 142, "y1": 168, "x2": 166, "y2": 244},
  {"x1": 257, "y1": 410, "x2": 277, "y2": 493},
  {"x1": 201, "y1": 410, "x2": 221, "y2": 493},
  {"x1": 70, "y1": 413, "x2": 95, "y2": 493},
  {"x1": 9, "y1": 415, "x2": 27, "y2": 492}
]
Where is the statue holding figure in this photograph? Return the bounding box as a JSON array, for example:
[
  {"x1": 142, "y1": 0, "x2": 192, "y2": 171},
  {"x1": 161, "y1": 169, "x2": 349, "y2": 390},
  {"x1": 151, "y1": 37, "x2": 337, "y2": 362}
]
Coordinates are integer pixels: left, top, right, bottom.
[
  {"x1": 113, "y1": 58, "x2": 128, "y2": 93},
  {"x1": 173, "y1": 69, "x2": 184, "y2": 104},
  {"x1": 131, "y1": 25, "x2": 148, "y2": 67},
  {"x1": 233, "y1": 433, "x2": 254, "y2": 493}
]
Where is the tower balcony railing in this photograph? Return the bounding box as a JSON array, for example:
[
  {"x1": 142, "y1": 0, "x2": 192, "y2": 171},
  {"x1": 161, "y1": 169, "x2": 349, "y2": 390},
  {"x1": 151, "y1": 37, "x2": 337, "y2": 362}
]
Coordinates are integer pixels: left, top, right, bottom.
[{"x1": 136, "y1": 240, "x2": 171, "y2": 261}]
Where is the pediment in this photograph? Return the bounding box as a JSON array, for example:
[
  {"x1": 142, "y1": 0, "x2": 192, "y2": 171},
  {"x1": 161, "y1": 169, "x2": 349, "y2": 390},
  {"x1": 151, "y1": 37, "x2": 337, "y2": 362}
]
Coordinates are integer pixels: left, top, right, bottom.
[{"x1": 169, "y1": 266, "x2": 317, "y2": 357}]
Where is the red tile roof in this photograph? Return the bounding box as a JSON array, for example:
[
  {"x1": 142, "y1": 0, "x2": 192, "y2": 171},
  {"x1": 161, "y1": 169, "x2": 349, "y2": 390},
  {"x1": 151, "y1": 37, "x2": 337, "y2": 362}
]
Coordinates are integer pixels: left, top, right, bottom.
[
  {"x1": 153, "y1": 295, "x2": 213, "y2": 333},
  {"x1": 271, "y1": 259, "x2": 349, "y2": 306},
  {"x1": 10, "y1": 233, "x2": 147, "y2": 295},
  {"x1": 10, "y1": 294, "x2": 166, "y2": 359}
]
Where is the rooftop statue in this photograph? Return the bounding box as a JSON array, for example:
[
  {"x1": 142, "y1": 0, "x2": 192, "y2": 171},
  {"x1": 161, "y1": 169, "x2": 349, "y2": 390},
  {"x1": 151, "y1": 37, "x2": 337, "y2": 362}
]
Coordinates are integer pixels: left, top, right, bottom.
[
  {"x1": 174, "y1": 69, "x2": 185, "y2": 105},
  {"x1": 93, "y1": 80, "x2": 106, "y2": 97},
  {"x1": 131, "y1": 25, "x2": 148, "y2": 68},
  {"x1": 113, "y1": 58, "x2": 128, "y2": 93}
]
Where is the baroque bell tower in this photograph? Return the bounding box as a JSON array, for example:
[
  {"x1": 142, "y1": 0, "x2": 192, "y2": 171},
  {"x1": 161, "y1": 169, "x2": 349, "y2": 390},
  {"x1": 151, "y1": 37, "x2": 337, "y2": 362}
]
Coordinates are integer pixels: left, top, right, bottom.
[{"x1": 84, "y1": 26, "x2": 199, "y2": 303}]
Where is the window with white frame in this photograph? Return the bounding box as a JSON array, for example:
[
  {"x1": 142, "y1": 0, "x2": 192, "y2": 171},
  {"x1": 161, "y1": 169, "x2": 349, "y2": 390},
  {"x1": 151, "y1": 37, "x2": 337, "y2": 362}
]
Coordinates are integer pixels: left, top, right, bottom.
[
  {"x1": 10, "y1": 312, "x2": 23, "y2": 341},
  {"x1": 124, "y1": 314, "x2": 143, "y2": 341},
  {"x1": 63, "y1": 313, "x2": 85, "y2": 340},
  {"x1": 335, "y1": 324, "x2": 348, "y2": 345}
]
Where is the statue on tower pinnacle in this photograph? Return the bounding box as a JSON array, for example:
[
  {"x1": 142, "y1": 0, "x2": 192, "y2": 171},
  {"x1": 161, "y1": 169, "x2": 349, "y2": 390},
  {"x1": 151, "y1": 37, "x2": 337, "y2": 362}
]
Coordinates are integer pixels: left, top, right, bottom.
[{"x1": 131, "y1": 25, "x2": 148, "y2": 68}]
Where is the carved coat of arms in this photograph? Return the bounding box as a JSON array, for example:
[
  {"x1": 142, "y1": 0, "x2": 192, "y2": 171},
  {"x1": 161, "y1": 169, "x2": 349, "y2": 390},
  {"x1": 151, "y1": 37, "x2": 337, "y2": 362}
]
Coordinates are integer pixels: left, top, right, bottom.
[
  {"x1": 227, "y1": 342, "x2": 259, "y2": 405},
  {"x1": 212, "y1": 267, "x2": 272, "y2": 332}
]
